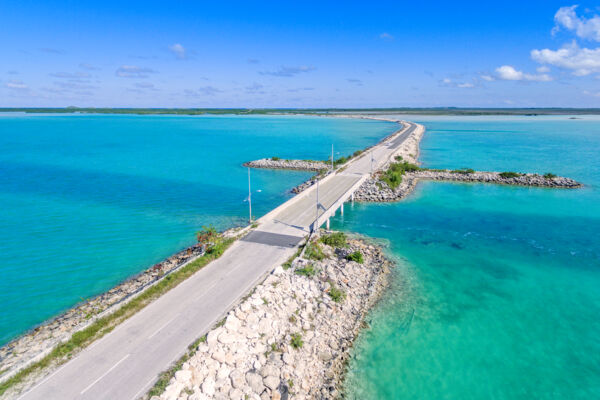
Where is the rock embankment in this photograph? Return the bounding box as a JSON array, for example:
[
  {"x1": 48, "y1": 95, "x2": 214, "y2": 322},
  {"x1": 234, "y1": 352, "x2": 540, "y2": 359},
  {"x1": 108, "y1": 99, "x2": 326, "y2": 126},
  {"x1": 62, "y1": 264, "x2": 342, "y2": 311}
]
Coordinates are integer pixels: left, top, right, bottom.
[
  {"x1": 409, "y1": 170, "x2": 582, "y2": 188},
  {"x1": 244, "y1": 159, "x2": 328, "y2": 172},
  {"x1": 353, "y1": 175, "x2": 418, "y2": 202},
  {"x1": 154, "y1": 235, "x2": 390, "y2": 400},
  {"x1": 0, "y1": 242, "x2": 207, "y2": 383},
  {"x1": 353, "y1": 170, "x2": 582, "y2": 203},
  {"x1": 290, "y1": 122, "x2": 424, "y2": 195}
]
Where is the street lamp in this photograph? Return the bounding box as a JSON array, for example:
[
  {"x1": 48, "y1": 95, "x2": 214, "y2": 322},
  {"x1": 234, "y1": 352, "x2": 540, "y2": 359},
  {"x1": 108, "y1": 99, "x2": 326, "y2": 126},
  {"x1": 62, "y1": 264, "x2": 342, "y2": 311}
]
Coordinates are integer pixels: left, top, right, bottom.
[
  {"x1": 331, "y1": 144, "x2": 334, "y2": 171},
  {"x1": 247, "y1": 167, "x2": 252, "y2": 223}
]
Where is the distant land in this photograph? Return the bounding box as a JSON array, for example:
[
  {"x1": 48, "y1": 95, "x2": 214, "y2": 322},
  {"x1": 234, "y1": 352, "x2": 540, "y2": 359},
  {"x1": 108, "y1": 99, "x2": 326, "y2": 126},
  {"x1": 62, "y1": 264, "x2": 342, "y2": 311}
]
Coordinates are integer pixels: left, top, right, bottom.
[{"x1": 2, "y1": 107, "x2": 600, "y2": 116}]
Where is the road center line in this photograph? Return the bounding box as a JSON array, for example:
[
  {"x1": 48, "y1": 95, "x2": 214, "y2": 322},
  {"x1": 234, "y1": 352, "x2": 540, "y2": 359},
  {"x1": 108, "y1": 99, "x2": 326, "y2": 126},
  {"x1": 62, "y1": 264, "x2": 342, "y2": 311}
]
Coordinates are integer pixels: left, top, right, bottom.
[
  {"x1": 147, "y1": 315, "x2": 178, "y2": 340},
  {"x1": 80, "y1": 353, "x2": 130, "y2": 395},
  {"x1": 195, "y1": 281, "x2": 219, "y2": 301}
]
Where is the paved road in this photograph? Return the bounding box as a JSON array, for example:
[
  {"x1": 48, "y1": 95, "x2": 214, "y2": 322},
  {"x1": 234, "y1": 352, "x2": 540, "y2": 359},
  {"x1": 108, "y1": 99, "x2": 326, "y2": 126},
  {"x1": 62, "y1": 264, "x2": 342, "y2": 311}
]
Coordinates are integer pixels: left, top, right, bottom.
[{"x1": 16, "y1": 121, "x2": 417, "y2": 400}]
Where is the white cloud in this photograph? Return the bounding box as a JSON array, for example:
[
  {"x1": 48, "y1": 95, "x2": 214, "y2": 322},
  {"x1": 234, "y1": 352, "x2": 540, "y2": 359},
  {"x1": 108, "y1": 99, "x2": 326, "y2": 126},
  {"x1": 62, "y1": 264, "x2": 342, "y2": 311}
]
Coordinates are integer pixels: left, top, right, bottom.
[
  {"x1": 245, "y1": 82, "x2": 264, "y2": 94},
  {"x1": 531, "y1": 41, "x2": 600, "y2": 76},
  {"x1": 5, "y1": 80, "x2": 28, "y2": 89},
  {"x1": 115, "y1": 65, "x2": 156, "y2": 78},
  {"x1": 50, "y1": 71, "x2": 91, "y2": 79},
  {"x1": 79, "y1": 63, "x2": 99, "y2": 71},
  {"x1": 583, "y1": 90, "x2": 600, "y2": 97},
  {"x1": 495, "y1": 65, "x2": 552, "y2": 81},
  {"x1": 440, "y1": 77, "x2": 475, "y2": 88},
  {"x1": 260, "y1": 65, "x2": 315, "y2": 77},
  {"x1": 480, "y1": 75, "x2": 495, "y2": 81},
  {"x1": 379, "y1": 32, "x2": 394, "y2": 40},
  {"x1": 536, "y1": 66, "x2": 550, "y2": 73},
  {"x1": 184, "y1": 86, "x2": 222, "y2": 97},
  {"x1": 553, "y1": 6, "x2": 600, "y2": 41},
  {"x1": 168, "y1": 43, "x2": 186, "y2": 59},
  {"x1": 347, "y1": 78, "x2": 363, "y2": 86}
]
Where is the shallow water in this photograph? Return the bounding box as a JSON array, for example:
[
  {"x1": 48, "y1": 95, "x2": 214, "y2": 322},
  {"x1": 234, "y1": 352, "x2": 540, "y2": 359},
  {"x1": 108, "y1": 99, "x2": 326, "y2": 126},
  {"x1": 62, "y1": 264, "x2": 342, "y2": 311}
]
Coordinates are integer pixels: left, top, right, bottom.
[
  {"x1": 336, "y1": 115, "x2": 600, "y2": 400},
  {"x1": 0, "y1": 114, "x2": 396, "y2": 345}
]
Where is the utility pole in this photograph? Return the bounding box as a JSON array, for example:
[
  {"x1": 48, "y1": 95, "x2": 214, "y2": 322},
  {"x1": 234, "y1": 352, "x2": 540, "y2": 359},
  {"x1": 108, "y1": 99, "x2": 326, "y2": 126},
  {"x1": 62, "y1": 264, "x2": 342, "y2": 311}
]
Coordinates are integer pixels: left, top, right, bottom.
[
  {"x1": 315, "y1": 178, "x2": 320, "y2": 230},
  {"x1": 247, "y1": 167, "x2": 252, "y2": 223},
  {"x1": 331, "y1": 144, "x2": 334, "y2": 171}
]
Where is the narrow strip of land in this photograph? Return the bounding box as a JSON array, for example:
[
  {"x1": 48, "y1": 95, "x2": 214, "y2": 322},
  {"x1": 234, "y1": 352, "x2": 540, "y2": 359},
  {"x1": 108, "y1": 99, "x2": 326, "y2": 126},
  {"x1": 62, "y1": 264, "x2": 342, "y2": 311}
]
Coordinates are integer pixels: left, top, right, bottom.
[{"x1": 16, "y1": 121, "x2": 416, "y2": 400}]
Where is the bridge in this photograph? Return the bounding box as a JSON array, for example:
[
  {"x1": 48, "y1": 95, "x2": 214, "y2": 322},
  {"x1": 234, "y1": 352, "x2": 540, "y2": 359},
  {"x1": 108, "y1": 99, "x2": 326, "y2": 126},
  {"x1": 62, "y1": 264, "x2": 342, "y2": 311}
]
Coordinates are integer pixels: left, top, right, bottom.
[{"x1": 17, "y1": 121, "x2": 418, "y2": 400}]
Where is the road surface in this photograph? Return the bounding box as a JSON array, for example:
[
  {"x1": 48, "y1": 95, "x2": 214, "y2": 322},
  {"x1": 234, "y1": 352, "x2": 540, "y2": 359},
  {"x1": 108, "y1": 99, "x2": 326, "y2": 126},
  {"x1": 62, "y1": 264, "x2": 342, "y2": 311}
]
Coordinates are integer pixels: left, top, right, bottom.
[{"x1": 16, "y1": 121, "x2": 417, "y2": 400}]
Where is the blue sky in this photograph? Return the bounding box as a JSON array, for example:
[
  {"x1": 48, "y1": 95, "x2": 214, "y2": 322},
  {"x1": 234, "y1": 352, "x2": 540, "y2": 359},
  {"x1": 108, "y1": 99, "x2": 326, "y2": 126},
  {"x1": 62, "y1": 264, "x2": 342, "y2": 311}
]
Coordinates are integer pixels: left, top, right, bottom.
[{"x1": 2, "y1": 1, "x2": 600, "y2": 107}]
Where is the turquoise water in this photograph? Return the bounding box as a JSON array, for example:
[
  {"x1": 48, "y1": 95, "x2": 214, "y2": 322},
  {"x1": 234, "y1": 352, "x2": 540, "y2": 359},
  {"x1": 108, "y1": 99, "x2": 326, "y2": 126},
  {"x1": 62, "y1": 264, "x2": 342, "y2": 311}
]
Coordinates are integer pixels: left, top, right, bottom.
[
  {"x1": 0, "y1": 114, "x2": 397, "y2": 345},
  {"x1": 336, "y1": 116, "x2": 600, "y2": 399}
]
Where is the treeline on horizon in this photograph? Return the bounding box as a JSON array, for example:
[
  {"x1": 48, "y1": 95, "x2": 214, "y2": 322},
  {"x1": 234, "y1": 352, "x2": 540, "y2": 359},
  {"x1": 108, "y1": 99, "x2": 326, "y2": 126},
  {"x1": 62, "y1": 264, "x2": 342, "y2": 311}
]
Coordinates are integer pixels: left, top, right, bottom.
[{"x1": 1, "y1": 107, "x2": 600, "y2": 116}]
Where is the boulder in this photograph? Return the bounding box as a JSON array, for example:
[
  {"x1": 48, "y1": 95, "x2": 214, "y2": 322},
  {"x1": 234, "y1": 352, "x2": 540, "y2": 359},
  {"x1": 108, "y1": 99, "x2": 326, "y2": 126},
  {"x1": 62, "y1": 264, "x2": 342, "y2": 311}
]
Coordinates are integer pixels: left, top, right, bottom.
[
  {"x1": 245, "y1": 372, "x2": 265, "y2": 394},
  {"x1": 263, "y1": 375, "x2": 279, "y2": 391},
  {"x1": 201, "y1": 376, "x2": 215, "y2": 396},
  {"x1": 230, "y1": 369, "x2": 245, "y2": 389}
]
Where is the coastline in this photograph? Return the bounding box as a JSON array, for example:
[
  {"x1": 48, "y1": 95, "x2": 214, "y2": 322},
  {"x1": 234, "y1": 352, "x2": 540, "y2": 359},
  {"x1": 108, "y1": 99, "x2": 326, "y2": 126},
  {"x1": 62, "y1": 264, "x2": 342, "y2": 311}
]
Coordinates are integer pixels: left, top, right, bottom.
[
  {"x1": 151, "y1": 232, "x2": 391, "y2": 400},
  {"x1": 0, "y1": 240, "x2": 206, "y2": 381},
  {"x1": 0, "y1": 114, "x2": 404, "y2": 394},
  {"x1": 4, "y1": 111, "x2": 586, "y2": 398}
]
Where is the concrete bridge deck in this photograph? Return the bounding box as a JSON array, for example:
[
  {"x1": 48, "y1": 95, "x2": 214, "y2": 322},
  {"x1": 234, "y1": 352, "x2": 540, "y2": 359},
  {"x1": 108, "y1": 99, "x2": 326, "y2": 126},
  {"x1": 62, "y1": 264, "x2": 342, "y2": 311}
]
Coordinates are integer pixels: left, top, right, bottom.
[{"x1": 17, "y1": 120, "x2": 418, "y2": 400}]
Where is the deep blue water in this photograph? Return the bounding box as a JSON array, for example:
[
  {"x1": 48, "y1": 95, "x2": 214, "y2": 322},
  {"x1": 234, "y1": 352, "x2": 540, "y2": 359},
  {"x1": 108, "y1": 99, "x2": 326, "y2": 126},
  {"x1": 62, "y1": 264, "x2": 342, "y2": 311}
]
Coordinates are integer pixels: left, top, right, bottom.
[
  {"x1": 335, "y1": 115, "x2": 600, "y2": 399},
  {"x1": 0, "y1": 114, "x2": 397, "y2": 345}
]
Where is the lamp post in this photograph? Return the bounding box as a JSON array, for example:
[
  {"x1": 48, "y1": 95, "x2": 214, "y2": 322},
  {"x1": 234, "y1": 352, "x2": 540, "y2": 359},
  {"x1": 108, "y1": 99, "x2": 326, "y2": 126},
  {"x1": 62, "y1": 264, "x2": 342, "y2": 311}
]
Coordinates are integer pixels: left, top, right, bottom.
[
  {"x1": 247, "y1": 167, "x2": 252, "y2": 223},
  {"x1": 315, "y1": 178, "x2": 319, "y2": 231},
  {"x1": 331, "y1": 144, "x2": 334, "y2": 171}
]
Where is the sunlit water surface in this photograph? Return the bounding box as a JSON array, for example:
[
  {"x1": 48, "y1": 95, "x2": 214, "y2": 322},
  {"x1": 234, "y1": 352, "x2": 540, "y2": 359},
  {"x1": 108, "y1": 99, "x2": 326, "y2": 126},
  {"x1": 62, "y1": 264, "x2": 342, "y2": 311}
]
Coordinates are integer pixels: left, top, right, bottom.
[
  {"x1": 0, "y1": 114, "x2": 396, "y2": 344},
  {"x1": 337, "y1": 115, "x2": 600, "y2": 400}
]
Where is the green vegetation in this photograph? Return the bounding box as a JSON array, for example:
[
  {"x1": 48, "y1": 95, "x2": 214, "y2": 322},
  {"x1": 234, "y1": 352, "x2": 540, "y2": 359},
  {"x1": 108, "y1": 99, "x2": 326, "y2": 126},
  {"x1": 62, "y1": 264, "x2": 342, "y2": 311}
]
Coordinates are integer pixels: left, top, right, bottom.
[
  {"x1": 320, "y1": 232, "x2": 348, "y2": 248},
  {"x1": 294, "y1": 264, "x2": 317, "y2": 277},
  {"x1": 305, "y1": 242, "x2": 326, "y2": 261},
  {"x1": 290, "y1": 333, "x2": 304, "y2": 349},
  {"x1": 380, "y1": 161, "x2": 422, "y2": 189},
  {"x1": 544, "y1": 172, "x2": 557, "y2": 179},
  {"x1": 333, "y1": 156, "x2": 349, "y2": 166},
  {"x1": 0, "y1": 234, "x2": 234, "y2": 396},
  {"x1": 4, "y1": 107, "x2": 600, "y2": 116},
  {"x1": 328, "y1": 285, "x2": 346, "y2": 303},
  {"x1": 196, "y1": 225, "x2": 226, "y2": 255},
  {"x1": 499, "y1": 171, "x2": 521, "y2": 179},
  {"x1": 328, "y1": 148, "x2": 368, "y2": 169},
  {"x1": 271, "y1": 156, "x2": 281, "y2": 161},
  {"x1": 270, "y1": 342, "x2": 281, "y2": 352},
  {"x1": 148, "y1": 336, "x2": 206, "y2": 397},
  {"x1": 281, "y1": 241, "x2": 306, "y2": 270},
  {"x1": 346, "y1": 251, "x2": 364, "y2": 264},
  {"x1": 451, "y1": 168, "x2": 475, "y2": 174}
]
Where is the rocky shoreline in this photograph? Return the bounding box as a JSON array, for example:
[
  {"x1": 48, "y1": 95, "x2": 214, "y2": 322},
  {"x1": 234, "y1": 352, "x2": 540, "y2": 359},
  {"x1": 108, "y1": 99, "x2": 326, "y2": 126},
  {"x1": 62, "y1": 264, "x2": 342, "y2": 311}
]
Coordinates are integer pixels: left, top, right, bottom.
[
  {"x1": 0, "y1": 118, "x2": 408, "y2": 392},
  {"x1": 243, "y1": 159, "x2": 328, "y2": 172},
  {"x1": 0, "y1": 239, "x2": 210, "y2": 384},
  {"x1": 353, "y1": 170, "x2": 582, "y2": 202},
  {"x1": 151, "y1": 233, "x2": 390, "y2": 400},
  {"x1": 2, "y1": 114, "x2": 584, "y2": 398},
  {"x1": 410, "y1": 170, "x2": 582, "y2": 188}
]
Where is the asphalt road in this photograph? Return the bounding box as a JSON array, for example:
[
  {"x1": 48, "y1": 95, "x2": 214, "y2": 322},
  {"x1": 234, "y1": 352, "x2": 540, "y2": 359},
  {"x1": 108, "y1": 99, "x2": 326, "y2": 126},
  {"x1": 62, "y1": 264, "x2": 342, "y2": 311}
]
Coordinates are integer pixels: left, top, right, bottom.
[{"x1": 16, "y1": 121, "x2": 416, "y2": 400}]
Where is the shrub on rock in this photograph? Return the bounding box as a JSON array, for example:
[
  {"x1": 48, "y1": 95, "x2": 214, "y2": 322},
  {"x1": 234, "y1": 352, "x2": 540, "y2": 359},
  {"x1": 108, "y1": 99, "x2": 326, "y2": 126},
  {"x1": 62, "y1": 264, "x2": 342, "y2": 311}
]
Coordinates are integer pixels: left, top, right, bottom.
[{"x1": 346, "y1": 251, "x2": 364, "y2": 264}]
